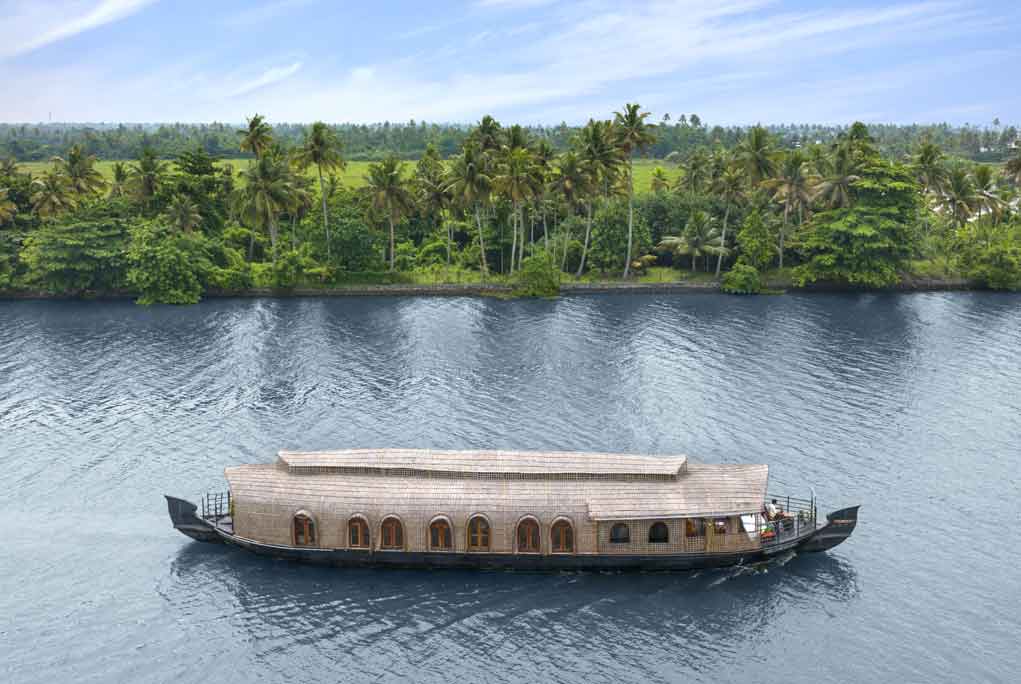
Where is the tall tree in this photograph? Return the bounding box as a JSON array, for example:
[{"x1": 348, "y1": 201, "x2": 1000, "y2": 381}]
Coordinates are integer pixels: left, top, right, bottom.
[
  {"x1": 109, "y1": 162, "x2": 129, "y2": 198},
  {"x1": 497, "y1": 146, "x2": 542, "y2": 273},
  {"x1": 0, "y1": 188, "x2": 16, "y2": 225},
  {"x1": 166, "y1": 195, "x2": 202, "y2": 233},
  {"x1": 712, "y1": 166, "x2": 745, "y2": 277},
  {"x1": 293, "y1": 122, "x2": 345, "y2": 259},
  {"x1": 52, "y1": 144, "x2": 106, "y2": 200},
  {"x1": 614, "y1": 103, "x2": 656, "y2": 277},
  {"x1": 972, "y1": 165, "x2": 1005, "y2": 223},
  {"x1": 552, "y1": 150, "x2": 589, "y2": 271},
  {"x1": 912, "y1": 140, "x2": 947, "y2": 198},
  {"x1": 763, "y1": 150, "x2": 817, "y2": 269},
  {"x1": 31, "y1": 170, "x2": 72, "y2": 220},
  {"x1": 814, "y1": 145, "x2": 861, "y2": 210},
  {"x1": 129, "y1": 148, "x2": 167, "y2": 211},
  {"x1": 576, "y1": 119, "x2": 620, "y2": 276},
  {"x1": 238, "y1": 114, "x2": 273, "y2": 160},
  {"x1": 237, "y1": 156, "x2": 293, "y2": 260},
  {"x1": 650, "y1": 167, "x2": 670, "y2": 194},
  {"x1": 365, "y1": 155, "x2": 412, "y2": 272},
  {"x1": 939, "y1": 164, "x2": 979, "y2": 230},
  {"x1": 736, "y1": 125, "x2": 776, "y2": 186},
  {"x1": 1006, "y1": 149, "x2": 1021, "y2": 187},
  {"x1": 446, "y1": 144, "x2": 493, "y2": 276}
]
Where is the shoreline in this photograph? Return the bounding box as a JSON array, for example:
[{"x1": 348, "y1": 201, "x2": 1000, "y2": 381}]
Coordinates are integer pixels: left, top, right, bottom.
[{"x1": 0, "y1": 277, "x2": 982, "y2": 302}]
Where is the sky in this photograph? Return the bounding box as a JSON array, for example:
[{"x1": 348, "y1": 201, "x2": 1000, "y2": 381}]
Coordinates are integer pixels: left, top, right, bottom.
[{"x1": 0, "y1": 0, "x2": 1017, "y2": 125}]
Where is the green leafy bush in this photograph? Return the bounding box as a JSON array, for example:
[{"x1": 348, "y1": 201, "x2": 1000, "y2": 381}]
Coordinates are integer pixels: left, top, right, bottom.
[
  {"x1": 21, "y1": 217, "x2": 130, "y2": 293},
  {"x1": 127, "y1": 223, "x2": 211, "y2": 304},
  {"x1": 721, "y1": 261, "x2": 762, "y2": 294},
  {"x1": 514, "y1": 251, "x2": 561, "y2": 297}
]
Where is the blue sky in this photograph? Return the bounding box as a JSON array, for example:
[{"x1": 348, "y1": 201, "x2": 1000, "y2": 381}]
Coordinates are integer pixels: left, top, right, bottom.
[{"x1": 1, "y1": 0, "x2": 1017, "y2": 125}]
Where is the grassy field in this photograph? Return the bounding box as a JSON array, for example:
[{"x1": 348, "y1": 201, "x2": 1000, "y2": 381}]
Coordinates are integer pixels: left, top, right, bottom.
[{"x1": 16, "y1": 158, "x2": 680, "y2": 195}]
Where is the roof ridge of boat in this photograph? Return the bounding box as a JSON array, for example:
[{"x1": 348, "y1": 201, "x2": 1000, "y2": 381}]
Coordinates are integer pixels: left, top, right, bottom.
[{"x1": 274, "y1": 448, "x2": 690, "y2": 480}]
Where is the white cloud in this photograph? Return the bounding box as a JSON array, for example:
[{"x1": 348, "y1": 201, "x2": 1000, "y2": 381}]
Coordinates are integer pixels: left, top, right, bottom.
[
  {"x1": 227, "y1": 61, "x2": 303, "y2": 97},
  {"x1": 0, "y1": 0, "x2": 158, "y2": 59}
]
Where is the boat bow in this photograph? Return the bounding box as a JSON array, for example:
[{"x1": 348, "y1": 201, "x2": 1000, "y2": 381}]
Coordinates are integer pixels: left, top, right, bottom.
[
  {"x1": 165, "y1": 495, "x2": 223, "y2": 543},
  {"x1": 799, "y1": 505, "x2": 860, "y2": 552}
]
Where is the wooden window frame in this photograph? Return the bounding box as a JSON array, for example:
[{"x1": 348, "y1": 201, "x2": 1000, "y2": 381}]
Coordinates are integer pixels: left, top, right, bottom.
[
  {"x1": 380, "y1": 516, "x2": 404, "y2": 550},
  {"x1": 648, "y1": 521, "x2": 670, "y2": 544},
  {"x1": 609, "y1": 523, "x2": 630, "y2": 544},
  {"x1": 429, "y1": 518, "x2": 453, "y2": 551},
  {"x1": 516, "y1": 517, "x2": 541, "y2": 554},
  {"x1": 293, "y1": 513, "x2": 316, "y2": 547},
  {"x1": 466, "y1": 515, "x2": 491, "y2": 552},
  {"x1": 685, "y1": 518, "x2": 705, "y2": 538},
  {"x1": 551, "y1": 519, "x2": 574, "y2": 554},
  {"x1": 348, "y1": 516, "x2": 370, "y2": 549}
]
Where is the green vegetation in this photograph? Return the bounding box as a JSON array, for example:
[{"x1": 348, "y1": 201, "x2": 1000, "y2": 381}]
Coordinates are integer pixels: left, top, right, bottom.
[{"x1": 1, "y1": 111, "x2": 1020, "y2": 305}]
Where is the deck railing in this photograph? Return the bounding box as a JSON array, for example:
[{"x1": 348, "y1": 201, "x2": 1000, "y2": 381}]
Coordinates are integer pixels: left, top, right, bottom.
[
  {"x1": 201, "y1": 491, "x2": 231, "y2": 521},
  {"x1": 762, "y1": 491, "x2": 817, "y2": 545}
]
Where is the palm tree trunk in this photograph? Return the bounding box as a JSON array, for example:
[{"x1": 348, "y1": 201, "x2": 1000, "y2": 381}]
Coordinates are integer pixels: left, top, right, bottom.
[
  {"x1": 475, "y1": 204, "x2": 488, "y2": 278},
  {"x1": 779, "y1": 203, "x2": 789, "y2": 270},
  {"x1": 576, "y1": 201, "x2": 593, "y2": 277},
  {"x1": 715, "y1": 205, "x2": 730, "y2": 278},
  {"x1": 318, "y1": 165, "x2": 330, "y2": 259},
  {"x1": 560, "y1": 214, "x2": 571, "y2": 272},
  {"x1": 446, "y1": 217, "x2": 452, "y2": 266},
  {"x1": 543, "y1": 207, "x2": 549, "y2": 251},
  {"x1": 388, "y1": 213, "x2": 395, "y2": 271},
  {"x1": 510, "y1": 207, "x2": 518, "y2": 274},
  {"x1": 624, "y1": 162, "x2": 634, "y2": 278},
  {"x1": 269, "y1": 217, "x2": 278, "y2": 262}
]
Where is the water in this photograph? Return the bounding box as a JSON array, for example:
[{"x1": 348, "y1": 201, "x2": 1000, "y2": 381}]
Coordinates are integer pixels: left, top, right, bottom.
[{"x1": 1, "y1": 293, "x2": 1019, "y2": 683}]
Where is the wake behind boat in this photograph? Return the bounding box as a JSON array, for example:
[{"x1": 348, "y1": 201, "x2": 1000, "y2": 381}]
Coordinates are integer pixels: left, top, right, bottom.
[{"x1": 166, "y1": 449, "x2": 858, "y2": 571}]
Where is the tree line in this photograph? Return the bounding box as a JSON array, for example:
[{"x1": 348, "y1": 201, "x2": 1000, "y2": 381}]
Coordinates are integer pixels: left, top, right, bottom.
[
  {"x1": 2, "y1": 117, "x2": 1018, "y2": 163},
  {"x1": 1, "y1": 108, "x2": 1020, "y2": 304}
]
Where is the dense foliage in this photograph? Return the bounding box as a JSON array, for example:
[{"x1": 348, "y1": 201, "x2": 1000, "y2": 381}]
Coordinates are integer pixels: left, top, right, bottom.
[{"x1": 1, "y1": 112, "x2": 1020, "y2": 304}]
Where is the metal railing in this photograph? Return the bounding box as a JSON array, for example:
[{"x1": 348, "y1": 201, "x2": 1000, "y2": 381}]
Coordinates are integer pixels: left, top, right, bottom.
[
  {"x1": 201, "y1": 491, "x2": 231, "y2": 521},
  {"x1": 761, "y1": 491, "x2": 817, "y2": 544}
]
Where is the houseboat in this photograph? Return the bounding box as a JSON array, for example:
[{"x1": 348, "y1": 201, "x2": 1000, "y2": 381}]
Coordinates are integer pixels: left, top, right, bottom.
[{"x1": 166, "y1": 449, "x2": 859, "y2": 571}]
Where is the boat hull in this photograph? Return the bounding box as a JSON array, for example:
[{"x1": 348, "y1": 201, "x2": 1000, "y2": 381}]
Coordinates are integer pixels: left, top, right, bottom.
[{"x1": 167, "y1": 496, "x2": 858, "y2": 571}]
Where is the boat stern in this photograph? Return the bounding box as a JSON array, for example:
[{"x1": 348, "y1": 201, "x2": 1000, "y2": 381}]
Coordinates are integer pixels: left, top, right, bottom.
[{"x1": 165, "y1": 495, "x2": 223, "y2": 543}]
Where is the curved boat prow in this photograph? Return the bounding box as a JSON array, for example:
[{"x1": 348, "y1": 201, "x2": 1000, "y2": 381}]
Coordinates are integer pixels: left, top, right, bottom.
[
  {"x1": 165, "y1": 495, "x2": 222, "y2": 543},
  {"x1": 799, "y1": 505, "x2": 860, "y2": 553}
]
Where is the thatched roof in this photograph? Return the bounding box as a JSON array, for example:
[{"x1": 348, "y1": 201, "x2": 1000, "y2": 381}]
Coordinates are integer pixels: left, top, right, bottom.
[{"x1": 226, "y1": 450, "x2": 768, "y2": 520}]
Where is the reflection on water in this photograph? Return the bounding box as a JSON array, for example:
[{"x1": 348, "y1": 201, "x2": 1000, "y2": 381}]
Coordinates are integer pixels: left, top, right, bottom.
[{"x1": 2, "y1": 293, "x2": 1020, "y2": 683}]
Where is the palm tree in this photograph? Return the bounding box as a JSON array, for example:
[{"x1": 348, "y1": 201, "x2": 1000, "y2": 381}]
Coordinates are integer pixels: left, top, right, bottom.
[
  {"x1": 679, "y1": 149, "x2": 709, "y2": 194},
  {"x1": 472, "y1": 115, "x2": 503, "y2": 153},
  {"x1": 534, "y1": 139, "x2": 556, "y2": 250},
  {"x1": 129, "y1": 148, "x2": 167, "y2": 211},
  {"x1": 913, "y1": 140, "x2": 947, "y2": 197},
  {"x1": 736, "y1": 125, "x2": 776, "y2": 186},
  {"x1": 31, "y1": 170, "x2": 72, "y2": 220},
  {"x1": 239, "y1": 114, "x2": 273, "y2": 160},
  {"x1": 497, "y1": 146, "x2": 542, "y2": 273},
  {"x1": 576, "y1": 119, "x2": 621, "y2": 276},
  {"x1": 814, "y1": 145, "x2": 861, "y2": 210},
  {"x1": 447, "y1": 144, "x2": 493, "y2": 276},
  {"x1": 552, "y1": 150, "x2": 588, "y2": 271},
  {"x1": 712, "y1": 166, "x2": 745, "y2": 277},
  {"x1": 237, "y1": 156, "x2": 293, "y2": 260},
  {"x1": 658, "y1": 210, "x2": 725, "y2": 272},
  {"x1": 365, "y1": 155, "x2": 413, "y2": 272},
  {"x1": 419, "y1": 172, "x2": 453, "y2": 264},
  {"x1": 1006, "y1": 149, "x2": 1021, "y2": 187},
  {"x1": 972, "y1": 165, "x2": 1004, "y2": 223},
  {"x1": 52, "y1": 144, "x2": 106, "y2": 200},
  {"x1": 0, "y1": 157, "x2": 18, "y2": 177},
  {"x1": 109, "y1": 162, "x2": 129, "y2": 198},
  {"x1": 0, "y1": 188, "x2": 16, "y2": 225},
  {"x1": 293, "y1": 121, "x2": 345, "y2": 259},
  {"x1": 614, "y1": 103, "x2": 656, "y2": 277},
  {"x1": 939, "y1": 164, "x2": 979, "y2": 230},
  {"x1": 166, "y1": 194, "x2": 202, "y2": 232},
  {"x1": 763, "y1": 150, "x2": 817, "y2": 269},
  {"x1": 650, "y1": 167, "x2": 670, "y2": 194}
]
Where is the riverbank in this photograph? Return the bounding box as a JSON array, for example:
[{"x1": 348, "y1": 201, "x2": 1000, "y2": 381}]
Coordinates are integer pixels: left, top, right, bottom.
[{"x1": 0, "y1": 276, "x2": 982, "y2": 301}]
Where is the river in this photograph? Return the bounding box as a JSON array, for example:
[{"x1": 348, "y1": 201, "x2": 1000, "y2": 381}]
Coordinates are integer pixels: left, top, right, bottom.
[{"x1": 1, "y1": 293, "x2": 1019, "y2": 683}]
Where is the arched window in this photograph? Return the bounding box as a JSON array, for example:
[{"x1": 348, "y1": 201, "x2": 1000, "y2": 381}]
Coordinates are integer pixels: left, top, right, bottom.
[
  {"x1": 551, "y1": 520, "x2": 574, "y2": 553},
  {"x1": 429, "y1": 518, "x2": 453, "y2": 550},
  {"x1": 381, "y1": 516, "x2": 404, "y2": 550},
  {"x1": 516, "y1": 518, "x2": 541, "y2": 553},
  {"x1": 649, "y1": 521, "x2": 669, "y2": 544},
  {"x1": 467, "y1": 515, "x2": 490, "y2": 552},
  {"x1": 293, "y1": 513, "x2": 316, "y2": 546},
  {"x1": 685, "y1": 518, "x2": 705, "y2": 538},
  {"x1": 348, "y1": 517, "x2": 370, "y2": 549},
  {"x1": 609, "y1": 523, "x2": 630, "y2": 544}
]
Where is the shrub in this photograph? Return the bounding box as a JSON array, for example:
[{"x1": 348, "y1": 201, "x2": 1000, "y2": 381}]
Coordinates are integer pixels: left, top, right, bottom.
[
  {"x1": 721, "y1": 261, "x2": 762, "y2": 294},
  {"x1": 514, "y1": 251, "x2": 561, "y2": 297},
  {"x1": 127, "y1": 223, "x2": 211, "y2": 304}
]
